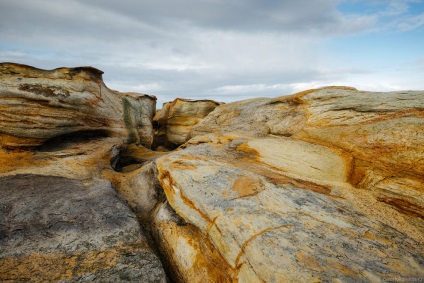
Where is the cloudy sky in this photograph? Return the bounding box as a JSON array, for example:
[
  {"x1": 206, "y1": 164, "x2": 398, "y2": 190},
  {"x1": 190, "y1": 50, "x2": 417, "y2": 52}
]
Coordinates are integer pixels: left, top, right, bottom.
[{"x1": 1, "y1": 0, "x2": 423, "y2": 106}]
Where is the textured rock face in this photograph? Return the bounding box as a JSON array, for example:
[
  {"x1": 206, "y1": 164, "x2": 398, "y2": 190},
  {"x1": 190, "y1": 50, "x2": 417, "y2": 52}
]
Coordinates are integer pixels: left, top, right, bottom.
[
  {"x1": 1, "y1": 62, "x2": 423, "y2": 283},
  {"x1": 151, "y1": 202, "x2": 234, "y2": 283},
  {"x1": 0, "y1": 174, "x2": 166, "y2": 282},
  {"x1": 0, "y1": 134, "x2": 168, "y2": 282},
  {"x1": 155, "y1": 87, "x2": 424, "y2": 282},
  {"x1": 154, "y1": 98, "x2": 220, "y2": 148},
  {"x1": 157, "y1": 139, "x2": 423, "y2": 282},
  {"x1": 191, "y1": 87, "x2": 424, "y2": 228},
  {"x1": 0, "y1": 63, "x2": 166, "y2": 282},
  {"x1": 0, "y1": 63, "x2": 156, "y2": 148}
]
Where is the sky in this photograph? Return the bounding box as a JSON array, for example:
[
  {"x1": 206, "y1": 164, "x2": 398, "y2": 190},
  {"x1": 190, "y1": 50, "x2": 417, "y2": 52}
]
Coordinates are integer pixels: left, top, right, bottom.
[{"x1": 0, "y1": 0, "x2": 423, "y2": 106}]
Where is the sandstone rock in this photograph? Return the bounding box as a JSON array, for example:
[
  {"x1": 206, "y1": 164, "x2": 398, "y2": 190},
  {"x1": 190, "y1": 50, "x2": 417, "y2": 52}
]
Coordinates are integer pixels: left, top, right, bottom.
[
  {"x1": 0, "y1": 63, "x2": 156, "y2": 148},
  {"x1": 0, "y1": 174, "x2": 166, "y2": 282},
  {"x1": 0, "y1": 63, "x2": 168, "y2": 282},
  {"x1": 154, "y1": 87, "x2": 424, "y2": 282},
  {"x1": 0, "y1": 116, "x2": 167, "y2": 281},
  {"x1": 154, "y1": 98, "x2": 220, "y2": 148},
  {"x1": 191, "y1": 87, "x2": 424, "y2": 230},
  {"x1": 2, "y1": 62, "x2": 423, "y2": 283},
  {"x1": 150, "y1": 201, "x2": 234, "y2": 283},
  {"x1": 104, "y1": 155, "x2": 166, "y2": 224},
  {"x1": 157, "y1": 136, "x2": 424, "y2": 282}
]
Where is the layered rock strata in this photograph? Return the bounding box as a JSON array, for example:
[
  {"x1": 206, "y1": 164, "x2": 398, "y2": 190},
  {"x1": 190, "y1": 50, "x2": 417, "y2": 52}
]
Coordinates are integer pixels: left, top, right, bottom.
[
  {"x1": 0, "y1": 63, "x2": 156, "y2": 148},
  {"x1": 155, "y1": 87, "x2": 424, "y2": 282},
  {"x1": 0, "y1": 174, "x2": 166, "y2": 282},
  {"x1": 153, "y1": 98, "x2": 220, "y2": 148},
  {"x1": 1, "y1": 63, "x2": 423, "y2": 282},
  {"x1": 0, "y1": 63, "x2": 166, "y2": 282}
]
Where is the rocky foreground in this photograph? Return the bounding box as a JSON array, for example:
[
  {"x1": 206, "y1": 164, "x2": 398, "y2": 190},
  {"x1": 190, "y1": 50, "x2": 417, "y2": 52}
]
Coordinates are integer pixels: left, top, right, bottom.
[{"x1": 0, "y1": 63, "x2": 423, "y2": 282}]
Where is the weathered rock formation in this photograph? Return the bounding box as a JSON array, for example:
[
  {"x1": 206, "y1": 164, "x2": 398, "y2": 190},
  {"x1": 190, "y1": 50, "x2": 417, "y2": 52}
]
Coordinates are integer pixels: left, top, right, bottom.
[
  {"x1": 0, "y1": 174, "x2": 165, "y2": 282},
  {"x1": 154, "y1": 87, "x2": 423, "y2": 282},
  {"x1": 0, "y1": 63, "x2": 156, "y2": 148},
  {"x1": 0, "y1": 63, "x2": 165, "y2": 282},
  {"x1": 153, "y1": 98, "x2": 220, "y2": 148},
  {"x1": 1, "y1": 63, "x2": 423, "y2": 282}
]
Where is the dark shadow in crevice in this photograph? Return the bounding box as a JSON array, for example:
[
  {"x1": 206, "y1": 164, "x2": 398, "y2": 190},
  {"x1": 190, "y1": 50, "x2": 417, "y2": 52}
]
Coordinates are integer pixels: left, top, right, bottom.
[
  {"x1": 111, "y1": 154, "x2": 146, "y2": 173},
  {"x1": 151, "y1": 133, "x2": 179, "y2": 152},
  {"x1": 37, "y1": 130, "x2": 110, "y2": 152},
  {"x1": 110, "y1": 145, "x2": 168, "y2": 173}
]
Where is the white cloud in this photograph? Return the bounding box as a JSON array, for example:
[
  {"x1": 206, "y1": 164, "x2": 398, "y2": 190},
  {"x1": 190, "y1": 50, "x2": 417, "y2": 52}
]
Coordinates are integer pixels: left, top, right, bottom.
[
  {"x1": 213, "y1": 83, "x2": 289, "y2": 94},
  {"x1": 0, "y1": 51, "x2": 27, "y2": 58},
  {"x1": 108, "y1": 82, "x2": 164, "y2": 93},
  {"x1": 395, "y1": 13, "x2": 424, "y2": 30},
  {"x1": 0, "y1": 0, "x2": 422, "y2": 106}
]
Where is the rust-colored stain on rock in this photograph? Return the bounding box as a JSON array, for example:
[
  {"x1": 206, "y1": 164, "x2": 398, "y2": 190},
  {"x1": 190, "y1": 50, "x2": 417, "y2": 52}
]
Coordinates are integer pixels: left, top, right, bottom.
[
  {"x1": 0, "y1": 249, "x2": 120, "y2": 282},
  {"x1": 169, "y1": 161, "x2": 197, "y2": 171},
  {"x1": 231, "y1": 176, "x2": 258, "y2": 197},
  {"x1": 295, "y1": 250, "x2": 322, "y2": 272}
]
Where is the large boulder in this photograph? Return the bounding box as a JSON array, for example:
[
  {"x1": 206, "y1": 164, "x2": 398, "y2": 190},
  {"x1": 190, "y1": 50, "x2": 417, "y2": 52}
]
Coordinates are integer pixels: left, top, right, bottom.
[
  {"x1": 154, "y1": 87, "x2": 424, "y2": 282},
  {"x1": 0, "y1": 174, "x2": 166, "y2": 282},
  {"x1": 0, "y1": 63, "x2": 156, "y2": 148},
  {"x1": 1, "y1": 62, "x2": 423, "y2": 282},
  {"x1": 191, "y1": 87, "x2": 424, "y2": 230},
  {"x1": 0, "y1": 63, "x2": 167, "y2": 282},
  {"x1": 0, "y1": 133, "x2": 168, "y2": 282},
  {"x1": 153, "y1": 98, "x2": 220, "y2": 148}
]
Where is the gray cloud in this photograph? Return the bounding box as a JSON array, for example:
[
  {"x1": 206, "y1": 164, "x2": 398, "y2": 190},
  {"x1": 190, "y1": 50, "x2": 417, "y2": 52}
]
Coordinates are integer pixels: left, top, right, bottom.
[{"x1": 0, "y1": 0, "x2": 422, "y2": 106}]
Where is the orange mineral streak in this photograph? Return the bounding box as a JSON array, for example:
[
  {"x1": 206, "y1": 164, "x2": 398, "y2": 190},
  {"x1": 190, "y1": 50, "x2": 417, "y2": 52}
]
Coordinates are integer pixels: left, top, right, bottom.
[
  {"x1": 377, "y1": 197, "x2": 424, "y2": 220},
  {"x1": 295, "y1": 250, "x2": 322, "y2": 272},
  {"x1": 231, "y1": 176, "x2": 258, "y2": 198},
  {"x1": 157, "y1": 166, "x2": 177, "y2": 207},
  {"x1": 330, "y1": 262, "x2": 358, "y2": 278},
  {"x1": 154, "y1": 220, "x2": 234, "y2": 283},
  {"x1": 234, "y1": 142, "x2": 341, "y2": 198},
  {"x1": 272, "y1": 86, "x2": 357, "y2": 104},
  {"x1": 0, "y1": 134, "x2": 46, "y2": 149},
  {"x1": 169, "y1": 160, "x2": 198, "y2": 171},
  {"x1": 0, "y1": 149, "x2": 51, "y2": 173},
  {"x1": 235, "y1": 224, "x2": 294, "y2": 268},
  {"x1": 158, "y1": 165, "x2": 215, "y2": 229},
  {"x1": 364, "y1": 231, "x2": 378, "y2": 241},
  {"x1": 0, "y1": 248, "x2": 123, "y2": 282}
]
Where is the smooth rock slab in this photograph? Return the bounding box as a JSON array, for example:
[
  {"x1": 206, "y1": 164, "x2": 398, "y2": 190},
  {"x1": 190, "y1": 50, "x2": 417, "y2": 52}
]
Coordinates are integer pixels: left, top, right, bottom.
[
  {"x1": 157, "y1": 139, "x2": 424, "y2": 282},
  {"x1": 190, "y1": 87, "x2": 424, "y2": 241},
  {"x1": 0, "y1": 174, "x2": 166, "y2": 282}
]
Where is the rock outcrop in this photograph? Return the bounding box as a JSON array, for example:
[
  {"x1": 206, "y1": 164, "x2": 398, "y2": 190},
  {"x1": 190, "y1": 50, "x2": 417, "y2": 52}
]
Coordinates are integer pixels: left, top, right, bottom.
[
  {"x1": 0, "y1": 138, "x2": 167, "y2": 282},
  {"x1": 155, "y1": 87, "x2": 424, "y2": 282},
  {"x1": 153, "y1": 98, "x2": 220, "y2": 148},
  {"x1": 157, "y1": 136, "x2": 423, "y2": 282},
  {"x1": 0, "y1": 63, "x2": 156, "y2": 148},
  {"x1": 0, "y1": 174, "x2": 166, "y2": 282},
  {"x1": 0, "y1": 63, "x2": 166, "y2": 282},
  {"x1": 1, "y1": 63, "x2": 423, "y2": 282}
]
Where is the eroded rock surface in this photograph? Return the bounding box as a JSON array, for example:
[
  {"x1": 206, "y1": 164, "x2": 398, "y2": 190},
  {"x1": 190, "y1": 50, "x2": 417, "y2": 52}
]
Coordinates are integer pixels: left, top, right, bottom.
[
  {"x1": 0, "y1": 63, "x2": 166, "y2": 282},
  {"x1": 0, "y1": 63, "x2": 156, "y2": 148},
  {"x1": 1, "y1": 62, "x2": 423, "y2": 283},
  {"x1": 0, "y1": 174, "x2": 166, "y2": 282},
  {"x1": 157, "y1": 137, "x2": 423, "y2": 282},
  {"x1": 154, "y1": 87, "x2": 424, "y2": 282},
  {"x1": 154, "y1": 98, "x2": 220, "y2": 148},
  {"x1": 151, "y1": 201, "x2": 234, "y2": 283}
]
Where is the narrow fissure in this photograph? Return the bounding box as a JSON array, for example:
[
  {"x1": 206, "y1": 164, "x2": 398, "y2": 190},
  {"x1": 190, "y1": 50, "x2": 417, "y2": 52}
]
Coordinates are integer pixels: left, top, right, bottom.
[{"x1": 108, "y1": 146, "x2": 182, "y2": 282}]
